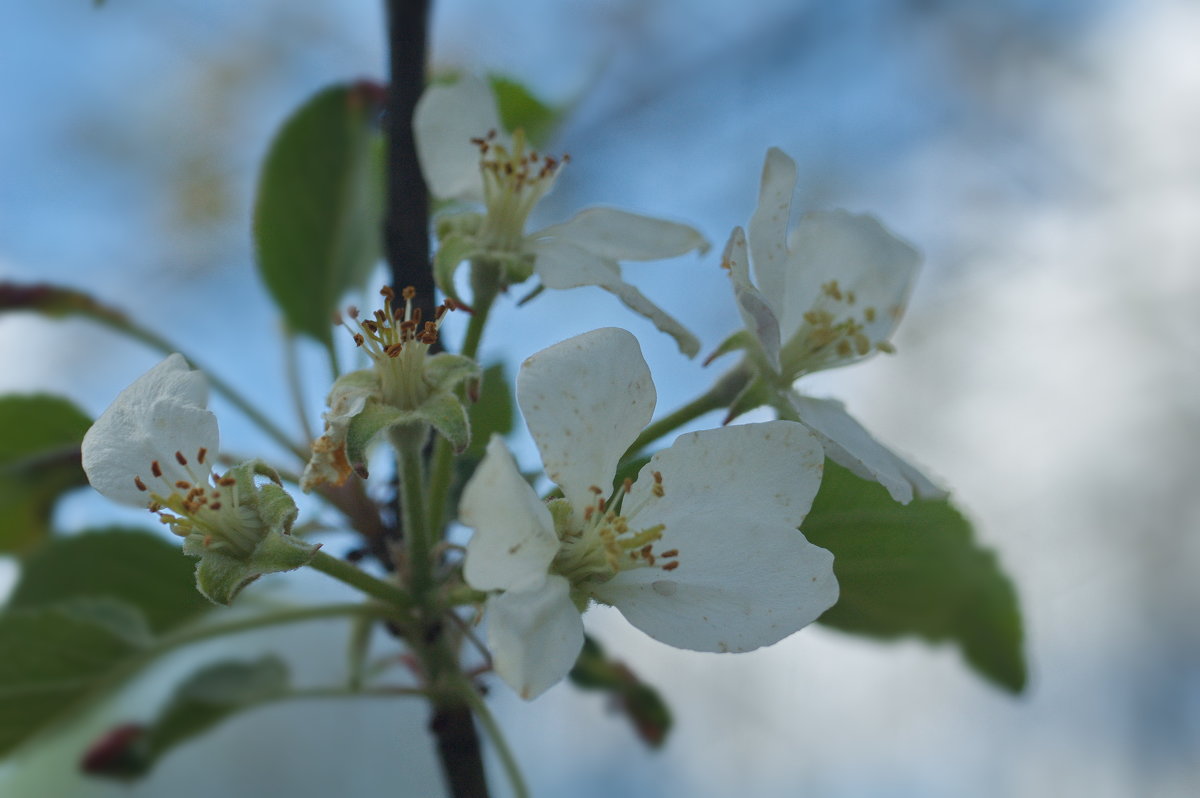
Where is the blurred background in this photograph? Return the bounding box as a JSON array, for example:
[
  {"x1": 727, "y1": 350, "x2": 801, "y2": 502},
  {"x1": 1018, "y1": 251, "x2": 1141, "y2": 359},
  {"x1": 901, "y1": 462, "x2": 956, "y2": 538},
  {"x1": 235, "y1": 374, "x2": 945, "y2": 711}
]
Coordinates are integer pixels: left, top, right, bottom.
[{"x1": 1, "y1": 0, "x2": 1197, "y2": 795}]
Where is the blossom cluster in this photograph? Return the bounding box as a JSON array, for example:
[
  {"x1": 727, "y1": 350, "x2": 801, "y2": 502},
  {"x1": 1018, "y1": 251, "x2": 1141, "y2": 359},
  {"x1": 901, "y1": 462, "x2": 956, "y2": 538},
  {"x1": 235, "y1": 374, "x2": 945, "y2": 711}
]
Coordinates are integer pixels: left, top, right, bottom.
[{"x1": 80, "y1": 76, "x2": 940, "y2": 702}]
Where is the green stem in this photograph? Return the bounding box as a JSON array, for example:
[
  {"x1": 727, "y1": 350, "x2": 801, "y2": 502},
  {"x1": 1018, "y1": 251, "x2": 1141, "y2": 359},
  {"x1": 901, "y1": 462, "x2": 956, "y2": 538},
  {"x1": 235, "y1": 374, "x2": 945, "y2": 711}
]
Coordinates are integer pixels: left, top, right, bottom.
[
  {"x1": 323, "y1": 335, "x2": 341, "y2": 385},
  {"x1": 283, "y1": 333, "x2": 315, "y2": 441},
  {"x1": 624, "y1": 363, "x2": 753, "y2": 457},
  {"x1": 117, "y1": 319, "x2": 309, "y2": 462},
  {"x1": 156, "y1": 602, "x2": 390, "y2": 653},
  {"x1": 281, "y1": 685, "x2": 426, "y2": 700},
  {"x1": 308, "y1": 550, "x2": 412, "y2": 609},
  {"x1": 396, "y1": 435, "x2": 432, "y2": 598},
  {"x1": 459, "y1": 680, "x2": 528, "y2": 798},
  {"x1": 427, "y1": 280, "x2": 497, "y2": 538}
]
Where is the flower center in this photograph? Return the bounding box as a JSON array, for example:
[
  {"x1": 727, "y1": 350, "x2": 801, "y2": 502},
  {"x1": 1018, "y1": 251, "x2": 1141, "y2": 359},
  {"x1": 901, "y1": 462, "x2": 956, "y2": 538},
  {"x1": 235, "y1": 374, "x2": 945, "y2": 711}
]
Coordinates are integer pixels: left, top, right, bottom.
[
  {"x1": 472, "y1": 128, "x2": 568, "y2": 253},
  {"x1": 781, "y1": 279, "x2": 896, "y2": 376},
  {"x1": 551, "y1": 472, "x2": 679, "y2": 597},
  {"x1": 343, "y1": 285, "x2": 457, "y2": 410},
  {"x1": 133, "y1": 447, "x2": 263, "y2": 558}
]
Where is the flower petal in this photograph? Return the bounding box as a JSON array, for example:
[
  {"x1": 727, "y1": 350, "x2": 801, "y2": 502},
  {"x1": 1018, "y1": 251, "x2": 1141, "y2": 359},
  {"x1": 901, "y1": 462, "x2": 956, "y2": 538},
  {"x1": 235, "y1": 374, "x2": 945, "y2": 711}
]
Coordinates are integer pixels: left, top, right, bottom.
[
  {"x1": 628, "y1": 420, "x2": 825, "y2": 532},
  {"x1": 532, "y1": 238, "x2": 700, "y2": 357},
  {"x1": 537, "y1": 206, "x2": 709, "y2": 261},
  {"x1": 300, "y1": 369, "x2": 378, "y2": 491},
  {"x1": 81, "y1": 354, "x2": 218, "y2": 507},
  {"x1": 592, "y1": 421, "x2": 835, "y2": 652},
  {"x1": 779, "y1": 210, "x2": 919, "y2": 356},
  {"x1": 722, "y1": 226, "x2": 781, "y2": 371},
  {"x1": 413, "y1": 76, "x2": 500, "y2": 202},
  {"x1": 486, "y1": 575, "x2": 584, "y2": 699},
  {"x1": 461, "y1": 436, "x2": 559, "y2": 592},
  {"x1": 517, "y1": 328, "x2": 656, "y2": 520},
  {"x1": 747, "y1": 147, "x2": 798, "y2": 312},
  {"x1": 788, "y1": 393, "x2": 945, "y2": 504}
]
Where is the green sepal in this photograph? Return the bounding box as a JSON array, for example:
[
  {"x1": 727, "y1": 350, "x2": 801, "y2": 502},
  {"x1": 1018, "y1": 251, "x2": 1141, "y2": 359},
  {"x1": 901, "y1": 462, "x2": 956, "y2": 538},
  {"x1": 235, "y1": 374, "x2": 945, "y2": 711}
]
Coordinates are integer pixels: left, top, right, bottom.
[
  {"x1": 433, "y1": 231, "x2": 480, "y2": 305},
  {"x1": 190, "y1": 532, "x2": 319, "y2": 606},
  {"x1": 179, "y1": 460, "x2": 318, "y2": 606},
  {"x1": 346, "y1": 390, "x2": 471, "y2": 463},
  {"x1": 495, "y1": 250, "x2": 535, "y2": 285},
  {"x1": 420, "y1": 392, "x2": 471, "y2": 453},
  {"x1": 425, "y1": 353, "x2": 481, "y2": 394},
  {"x1": 704, "y1": 329, "x2": 754, "y2": 366},
  {"x1": 344, "y1": 402, "x2": 412, "y2": 473}
]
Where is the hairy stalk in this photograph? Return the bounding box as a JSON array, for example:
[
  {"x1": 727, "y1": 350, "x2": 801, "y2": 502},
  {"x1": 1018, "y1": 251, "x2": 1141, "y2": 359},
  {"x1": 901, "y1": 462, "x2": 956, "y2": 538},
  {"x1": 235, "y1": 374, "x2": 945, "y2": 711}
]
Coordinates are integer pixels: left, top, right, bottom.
[
  {"x1": 427, "y1": 269, "x2": 499, "y2": 539},
  {"x1": 624, "y1": 362, "x2": 753, "y2": 457},
  {"x1": 309, "y1": 549, "x2": 412, "y2": 609},
  {"x1": 459, "y1": 680, "x2": 529, "y2": 798}
]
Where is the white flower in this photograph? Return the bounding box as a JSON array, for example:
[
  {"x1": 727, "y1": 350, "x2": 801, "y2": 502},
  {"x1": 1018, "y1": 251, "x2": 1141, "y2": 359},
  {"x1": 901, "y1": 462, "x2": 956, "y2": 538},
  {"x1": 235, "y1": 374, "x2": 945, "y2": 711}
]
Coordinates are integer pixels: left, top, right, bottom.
[
  {"x1": 459, "y1": 328, "x2": 837, "y2": 699},
  {"x1": 81, "y1": 354, "x2": 315, "y2": 604},
  {"x1": 82, "y1": 354, "x2": 221, "y2": 515},
  {"x1": 719, "y1": 147, "x2": 944, "y2": 504},
  {"x1": 414, "y1": 76, "x2": 708, "y2": 357}
]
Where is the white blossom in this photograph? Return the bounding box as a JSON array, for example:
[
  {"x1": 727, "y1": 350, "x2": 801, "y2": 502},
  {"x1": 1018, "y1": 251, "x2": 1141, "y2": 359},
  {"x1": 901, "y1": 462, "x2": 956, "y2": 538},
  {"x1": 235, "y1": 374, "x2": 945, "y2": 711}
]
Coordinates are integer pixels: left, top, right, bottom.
[
  {"x1": 81, "y1": 354, "x2": 314, "y2": 604},
  {"x1": 459, "y1": 328, "x2": 837, "y2": 699},
  {"x1": 720, "y1": 148, "x2": 944, "y2": 503},
  {"x1": 414, "y1": 77, "x2": 708, "y2": 357}
]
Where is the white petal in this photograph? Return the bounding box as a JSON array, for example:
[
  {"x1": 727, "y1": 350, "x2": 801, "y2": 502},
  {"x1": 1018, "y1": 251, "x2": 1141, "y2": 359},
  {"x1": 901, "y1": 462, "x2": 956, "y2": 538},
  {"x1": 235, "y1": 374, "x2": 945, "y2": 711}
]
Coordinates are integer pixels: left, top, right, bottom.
[
  {"x1": 722, "y1": 227, "x2": 781, "y2": 370},
  {"x1": 628, "y1": 420, "x2": 825, "y2": 532},
  {"x1": 461, "y1": 437, "x2": 559, "y2": 592},
  {"x1": 537, "y1": 206, "x2": 709, "y2": 261},
  {"x1": 747, "y1": 147, "x2": 798, "y2": 311},
  {"x1": 779, "y1": 210, "x2": 919, "y2": 354},
  {"x1": 532, "y1": 238, "x2": 700, "y2": 357},
  {"x1": 300, "y1": 369, "x2": 378, "y2": 491},
  {"x1": 593, "y1": 421, "x2": 835, "y2": 652},
  {"x1": 81, "y1": 354, "x2": 218, "y2": 507},
  {"x1": 789, "y1": 393, "x2": 945, "y2": 504},
  {"x1": 413, "y1": 76, "x2": 500, "y2": 202},
  {"x1": 486, "y1": 576, "x2": 584, "y2": 700},
  {"x1": 517, "y1": 328, "x2": 655, "y2": 521}
]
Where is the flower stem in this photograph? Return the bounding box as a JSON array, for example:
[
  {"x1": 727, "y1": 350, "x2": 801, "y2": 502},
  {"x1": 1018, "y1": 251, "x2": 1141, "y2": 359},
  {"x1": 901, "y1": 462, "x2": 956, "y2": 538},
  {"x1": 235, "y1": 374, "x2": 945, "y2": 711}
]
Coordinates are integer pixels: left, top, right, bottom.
[
  {"x1": 624, "y1": 362, "x2": 752, "y2": 456},
  {"x1": 459, "y1": 680, "x2": 529, "y2": 798},
  {"x1": 395, "y1": 434, "x2": 432, "y2": 598},
  {"x1": 152, "y1": 604, "x2": 391, "y2": 657},
  {"x1": 427, "y1": 278, "x2": 497, "y2": 539},
  {"x1": 308, "y1": 550, "x2": 412, "y2": 609}
]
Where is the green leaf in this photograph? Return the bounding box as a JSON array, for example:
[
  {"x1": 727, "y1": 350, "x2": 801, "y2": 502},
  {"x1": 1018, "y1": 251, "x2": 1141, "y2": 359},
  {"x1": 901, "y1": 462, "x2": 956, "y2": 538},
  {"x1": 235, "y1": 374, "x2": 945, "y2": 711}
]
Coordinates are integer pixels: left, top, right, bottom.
[
  {"x1": 0, "y1": 604, "x2": 148, "y2": 758},
  {"x1": 82, "y1": 657, "x2": 290, "y2": 780},
  {"x1": 488, "y1": 75, "x2": 560, "y2": 147},
  {"x1": 8, "y1": 528, "x2": 210, "y2": 634},
  {"x1": 0, "y1": 394, "x2": 91, "y2": 554},
  {"x1": 253, "y1": 83, "x2": 385, "y2": 346},
  {"x1": 568, "y1": 636, "x2": 672, "y2": 748},
  {"x1": 464, "y1": 363, "x2": 513, "y2": 460},
  {"x1": 805, "y1": 461, "x2": 1027, "y2": 693}
]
